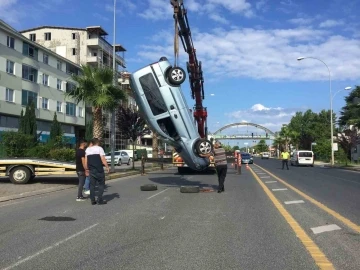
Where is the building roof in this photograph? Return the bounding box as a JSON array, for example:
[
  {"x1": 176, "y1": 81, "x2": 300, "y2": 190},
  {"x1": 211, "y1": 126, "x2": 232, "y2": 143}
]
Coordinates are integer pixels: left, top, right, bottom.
[
  {"x1": 114, "y1": 44, "x2": 126, "y2": 52},
  {"x1": 86, "y1": 26, "x2": 108, "y2": 36},
  {"x1": 19, "y1": 25, "x2": 87, "y2": 33},
  {"x1": 0, "y1": 20, "x2": 81, "y2": 68}
]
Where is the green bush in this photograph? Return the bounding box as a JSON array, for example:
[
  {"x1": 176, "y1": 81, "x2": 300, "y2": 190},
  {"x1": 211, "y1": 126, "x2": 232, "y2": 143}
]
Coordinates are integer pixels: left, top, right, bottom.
[
  {"x1": 0, "y1": 131, "x2": 35, "y2": 157},
  {"x1": 25, "y1": 144, "x2": 52, "y2": 159},
  {"x1": 49, "y1": 148, "x2": 75, "y2": 162},
  {"x1": 136, "y1": 149, "x2": 148, "y2": 159}
]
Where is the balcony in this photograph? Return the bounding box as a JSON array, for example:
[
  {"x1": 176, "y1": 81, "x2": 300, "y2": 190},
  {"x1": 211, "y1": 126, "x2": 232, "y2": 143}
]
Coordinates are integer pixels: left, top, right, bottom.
[{"x1": 86, "y1": 38, "x2": 126, "y2": 68}]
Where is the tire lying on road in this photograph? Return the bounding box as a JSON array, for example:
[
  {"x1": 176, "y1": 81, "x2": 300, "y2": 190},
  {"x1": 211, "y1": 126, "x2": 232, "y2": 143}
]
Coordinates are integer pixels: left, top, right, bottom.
[
  {"x1": 140, "y1": 184, "x2": 158, "y2": 191},
  {"x1": 180, "y1": 186, "x2": 200, "y2": 193}
]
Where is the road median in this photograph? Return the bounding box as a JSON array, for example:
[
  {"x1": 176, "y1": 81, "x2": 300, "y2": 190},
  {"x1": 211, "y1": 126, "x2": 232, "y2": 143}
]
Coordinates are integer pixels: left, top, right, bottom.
[{"x1": 0, "y1": 165, "x2": 172, "y2": 203}]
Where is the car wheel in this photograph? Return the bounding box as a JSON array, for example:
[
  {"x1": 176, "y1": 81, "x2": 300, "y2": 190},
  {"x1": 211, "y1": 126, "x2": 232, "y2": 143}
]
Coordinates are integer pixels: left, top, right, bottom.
[
  {"x1": 127, "y1": 158, "x2": 131, "y2": 165},
  {"x1": 168, "y1": 66, "x2": 186, "y2": 85},
  {"x1": 9, "y1": 166, "x2": 31, "y2": 184},
  {"x1": 195, "y1": 139, "x2": 213, "y2": 156},
  {"x1": 117, "y1": 159, "x2": 122, "y2": 166}
]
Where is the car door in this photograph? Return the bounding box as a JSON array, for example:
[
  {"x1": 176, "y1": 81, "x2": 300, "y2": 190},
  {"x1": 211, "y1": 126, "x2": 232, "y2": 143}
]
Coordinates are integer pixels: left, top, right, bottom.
[{"x1": 121, "y1": 151, "x2": 130, "y2": 163}]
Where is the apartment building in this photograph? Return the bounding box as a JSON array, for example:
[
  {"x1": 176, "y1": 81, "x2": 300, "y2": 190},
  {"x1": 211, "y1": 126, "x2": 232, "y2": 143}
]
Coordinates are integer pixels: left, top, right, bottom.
[
  {"x1": 20, "y1": 25, "x2": 137, "y2": 150},
  {"x1": 0, "y1": 20, "x2": 85, "y2": 144}
]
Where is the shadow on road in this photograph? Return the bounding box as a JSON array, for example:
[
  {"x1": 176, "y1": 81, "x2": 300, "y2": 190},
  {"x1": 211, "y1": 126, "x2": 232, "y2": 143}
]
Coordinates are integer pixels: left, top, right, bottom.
[
  {"x1": 102, "y1": 192, "x2": 120, "y2": 202},
  {"x1": 148, "y1": 176, "x2": 218, "y2": 189}
]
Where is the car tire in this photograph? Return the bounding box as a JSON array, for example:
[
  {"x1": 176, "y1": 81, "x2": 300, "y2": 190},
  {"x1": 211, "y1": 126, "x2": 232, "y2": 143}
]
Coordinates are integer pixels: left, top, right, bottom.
[
  {"x1": 180, "y1": 186, "x2": 200, "y2": 193},
  {"x1": 127, "y1": 158, "x2": 131, "y2": 165},
  {"x1": 195, "y1": 139, "x2": 213, "y2": 156},
  {"x1": 168, "y1": 66, "x2": 186, "y2": 85},
  {"x1": 9, "y1": 166, "x2": 31, "y2": 184},
  {"x1": 140, "y1": 184, "x2": 158, "y2": 191},
  {"x1": 117, "y1": 159, "x2": 122, "y2": 166}
]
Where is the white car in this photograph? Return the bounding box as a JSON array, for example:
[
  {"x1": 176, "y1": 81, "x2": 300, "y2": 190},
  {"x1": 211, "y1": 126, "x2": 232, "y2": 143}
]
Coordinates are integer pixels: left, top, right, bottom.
[
  {"x1": 105, "y1": 151, "x2": 131, "y2": 166},
  {"x1": 290, "y1": 150, "x2": 314, "y2": 167},
  {"x1": 261, "y1": 152, "x2": 270, "y2": 159}
]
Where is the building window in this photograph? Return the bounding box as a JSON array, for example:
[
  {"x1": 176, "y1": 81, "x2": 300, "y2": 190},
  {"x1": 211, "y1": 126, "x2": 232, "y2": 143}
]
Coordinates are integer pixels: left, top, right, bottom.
[
  {"x1": 29, "y1": 34, "x2": 36, "y2": 41},
  {"x1": 42, "y1": 74, "x2": 49, "y2": 86},
  {"x1": 42, "y1": 98, "x2": 49, "y2": 109},
  {"x1": 66, "y1": 63, "x2": 79, "y2": 75},
  {"x1": 6, "y1": 88, "x2": 14, "y2": 102},
  {"x1": 57, "y1": 60, "x2": 62, "y2": 70},
  {"x1": 72, "y1": 48, "x2": 76, "y2": 55},
  {"x1": 78, "y1": 107, "x2": 83, "y2": 117},
  {"x1": 23, "y1": 42, "x2": 38, "y2": 59},
  {"x1": 57, "y1": 101, "x2": 62, "y2": 113},
  {"x1": 57, "y1": 79, "x2": 62, "y2": 90},
  {"x1": 22, "y1": 90, "x2": 38, "y2": 107},
  {"x1": 22, "y1": 64, "x2": 38, "y2": 83},
  {"x1": 66, "y1": 82, "x2": 76, "y2": 93},
  {"x1": 43, "y1": 54, "x2": 49, "y2": 64},
  {"x1": 44, "y1": 32, "x2": 51, "y2": 41},
  {"x1": 7, "y1": 36, "x2": 15, "y2": 48},
  {"x1": 72, "y1": 33, "x2": 76, "y2": 39},
  {"x1": 6, "y1": 60, "x2": 14, "y2": 74},
  {"x1": 66, "y1": 102, "x2": 76, "y2": 116}
]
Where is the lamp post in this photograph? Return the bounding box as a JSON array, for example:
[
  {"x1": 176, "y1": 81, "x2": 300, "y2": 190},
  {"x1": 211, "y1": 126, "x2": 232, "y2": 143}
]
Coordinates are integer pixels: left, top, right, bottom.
[
  {"x1": 110, "y1": 0, "x2": 117, "y2": 173},
  {"x1": 297, "y1": 57, "x2": 334, "y2": 165}
]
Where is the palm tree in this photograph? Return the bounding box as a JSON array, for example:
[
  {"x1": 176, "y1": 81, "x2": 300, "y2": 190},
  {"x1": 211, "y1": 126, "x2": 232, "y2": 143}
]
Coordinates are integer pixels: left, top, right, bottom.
[{"x1": 67, "y1": 65, "x2": 126, "y2": 140}]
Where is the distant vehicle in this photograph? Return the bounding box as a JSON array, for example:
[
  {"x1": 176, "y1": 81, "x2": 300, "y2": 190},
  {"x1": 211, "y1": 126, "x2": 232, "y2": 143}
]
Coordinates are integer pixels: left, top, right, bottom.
[
  {"x1": 241, "y1": 153, "x2": 253, "y2": 164},
  {"x1": 122, "y1": 150, "x2": 138, "y2": 161},
  {"x1": 105, "y1": 151, "x2": 131, "y2": 166},
  {"x1": 290, "y1": 150, "x2": 314, "y2": 167},
  {"x1": 130, "y1": 57, "x2": 212, "y2": 171},
  {"x1": 261, "y1": 152, "x2": 270, "y2": 159}
]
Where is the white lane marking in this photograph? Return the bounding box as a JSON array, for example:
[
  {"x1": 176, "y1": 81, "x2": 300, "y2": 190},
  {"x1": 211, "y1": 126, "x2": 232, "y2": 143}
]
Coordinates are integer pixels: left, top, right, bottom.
[
  {"x1": 284, "y1": 200, "x2": 305, "y2": 205},
  {"x1": 147, "y1": 188, "x2": 169, "y2": 200},
  {"x1": 257, "y1": 173, "x2": 266, "y2": 174},
  {"x1": 311, "y1": 224, "x2": 341, "y2": 234},
  {"x1": 272, "y1": 188, "x2": 288, "y2": 191},
  {"x1": 2, "y1": 223, "x2": 99, "y2": 270},
  {"x1": 265, "y1": 181, "x2": 277, "y2": 183},
  {"x1": 260, "y1": 176, "x2": 270, "y2": 178}
]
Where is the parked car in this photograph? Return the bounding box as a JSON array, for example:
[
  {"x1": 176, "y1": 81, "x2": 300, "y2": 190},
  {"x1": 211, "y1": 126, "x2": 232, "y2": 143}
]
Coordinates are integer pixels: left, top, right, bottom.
[
  {"x1": 105, "y1": 151, "x2": 131, "y2": 166},
  {"x1": 261, "y1": 152, "x2": 270, "y2": 159},
  {"x1": 290, "y1": 150, "x2": 314, "y2": 167},
  {"x1": 241, "y1": 153, "x2": 253, "y2": 164},
  {"x1": 130, "y1": 57, "x2": 212, "y2": 171},
  {"x1": 122, "y1": 150, "x2": 138, "y2": 161}
]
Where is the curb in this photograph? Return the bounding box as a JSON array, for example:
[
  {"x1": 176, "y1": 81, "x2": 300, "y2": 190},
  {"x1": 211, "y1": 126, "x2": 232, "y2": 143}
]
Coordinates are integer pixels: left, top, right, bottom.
[
  {"x1": 0, "y1": 165, "x2": 172, "y2": 203},
  {"x1": 323, "y1": 165, "x2": 360, "y2": 172}
]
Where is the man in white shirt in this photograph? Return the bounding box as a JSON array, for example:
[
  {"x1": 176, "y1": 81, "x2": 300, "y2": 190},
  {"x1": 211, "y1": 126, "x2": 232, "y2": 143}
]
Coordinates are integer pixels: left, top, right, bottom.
[{"x1": 84, "y1": 138, "x2": 110, "y2": 205}]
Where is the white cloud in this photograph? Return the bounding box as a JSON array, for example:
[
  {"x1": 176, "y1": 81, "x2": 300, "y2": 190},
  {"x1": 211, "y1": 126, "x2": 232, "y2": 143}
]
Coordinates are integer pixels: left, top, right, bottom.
[
  {"x1": 256, "y1": 0, "x2": 268, "y2": 11},
  {"x1": 288, "y1": 17, "x2": 313, "y2": 25},
  {"x1": 319, "y1": 19, "x2": 344, "y2": 28},
  {"x1": 222, "y1": 103, "x2": 303, "y2": 133},
  {"x1": 209, "y1": 13, "x2": 230, "y2": 24},
  {"x1": 137, "y1": 26, "x2": 360, "y2": 81},
  {"x1": 138, "y1": 0, "x2": 173, "y2": 20},
  {"x1": 207, "y1": 0, "x2": 254, "y2": 17}
]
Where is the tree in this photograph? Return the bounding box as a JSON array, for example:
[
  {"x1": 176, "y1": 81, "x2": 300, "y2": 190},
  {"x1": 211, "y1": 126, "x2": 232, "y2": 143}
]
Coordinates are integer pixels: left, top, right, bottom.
[
  {"x1": 117, "y1": 106, "x2": 150, "y2": 169},
  {"x1": 223, "y1": 144, "x2": 232, "y2": 152},
  {"x1": 85, "y1": 119, "x2": 94, "y2": 142},
  {"x1": 336, "y1": 127, "x2": 358, "y2": 164},
  {"x1": 18, "y1": 109, "x2": 25, "y2": 134},
  {"x1": 232, "y1": 145, "x2": 240, "y2": 151},
  {"x1": 255, "y1": 139, "x2": 268, "y2": 153},
  {"x1": 67, "y1": 65, "x2": 127, "y2": 140},
  {"x1": 49, "y1": 112, "x2": 63, "y2": 145},
  {"x1": 20, "y1": 102, "x2": 38, "y2": 142},
  {"x1": 152, "y1": 131, "x2": 159, "y2": 159},
  {"x1": 338, "y1": 85, "x2": 360, "y2": 128}
]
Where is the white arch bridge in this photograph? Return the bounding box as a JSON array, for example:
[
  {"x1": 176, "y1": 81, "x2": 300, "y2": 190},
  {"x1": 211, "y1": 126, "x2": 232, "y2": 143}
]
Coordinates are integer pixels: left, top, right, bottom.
[{"x1": 208, "y1": 122, "x2": 277, "y2": 141}]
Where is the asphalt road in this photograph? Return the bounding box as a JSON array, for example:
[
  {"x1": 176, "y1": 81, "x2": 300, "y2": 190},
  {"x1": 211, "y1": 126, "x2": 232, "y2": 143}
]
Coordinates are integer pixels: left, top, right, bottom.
[{"x1": 0, "y1": 163, "x2": 359, "y2": 270}]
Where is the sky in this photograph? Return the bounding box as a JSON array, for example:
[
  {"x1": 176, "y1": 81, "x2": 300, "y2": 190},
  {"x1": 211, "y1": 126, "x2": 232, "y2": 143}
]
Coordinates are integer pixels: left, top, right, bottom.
[{"x1": 1, "y1": 0, "x2": 360, "y2": 147}]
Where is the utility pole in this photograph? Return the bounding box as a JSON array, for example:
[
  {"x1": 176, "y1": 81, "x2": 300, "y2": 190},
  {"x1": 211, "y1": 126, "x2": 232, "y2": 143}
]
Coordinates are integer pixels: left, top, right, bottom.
[{"x1": 110, "y1": 0, "x2": 116, "y2": 173}]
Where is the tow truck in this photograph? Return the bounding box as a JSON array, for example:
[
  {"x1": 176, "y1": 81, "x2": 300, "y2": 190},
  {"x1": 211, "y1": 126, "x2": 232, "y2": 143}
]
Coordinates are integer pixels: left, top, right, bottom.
[
  {"x1": 0, "y1": 158, "x2": 76, "y2": 184},
  {"x1": 170, "y1": 0, "x2": 215, "y2": 173}
]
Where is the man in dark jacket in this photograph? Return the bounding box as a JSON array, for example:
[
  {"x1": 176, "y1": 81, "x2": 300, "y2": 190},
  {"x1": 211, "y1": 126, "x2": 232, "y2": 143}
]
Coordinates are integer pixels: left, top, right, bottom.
[
  {"x1": 213, "y1": 141, "x2": 228, "y2": 193},
  {"x1": 75, "y1": 139, "x2": 87, "y2": 201}
]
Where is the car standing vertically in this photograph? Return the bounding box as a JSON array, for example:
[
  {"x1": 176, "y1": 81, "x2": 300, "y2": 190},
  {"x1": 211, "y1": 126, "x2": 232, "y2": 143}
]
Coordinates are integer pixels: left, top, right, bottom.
[{"x1": 130, "y1": 57, "x2": 212, "y2": 171}]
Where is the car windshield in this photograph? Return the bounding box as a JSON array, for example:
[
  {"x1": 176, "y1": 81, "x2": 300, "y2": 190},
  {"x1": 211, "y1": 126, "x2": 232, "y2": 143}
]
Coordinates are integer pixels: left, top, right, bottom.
[{"x1": 241, "y1": 154, "x2": 251, "y2": 158}]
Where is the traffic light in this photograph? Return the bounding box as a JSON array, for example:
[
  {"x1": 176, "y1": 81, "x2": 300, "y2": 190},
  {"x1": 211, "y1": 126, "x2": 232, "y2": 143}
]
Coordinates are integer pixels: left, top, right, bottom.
[{"x1": 251, "y1": 133, "x2": 253, "y2": 138}]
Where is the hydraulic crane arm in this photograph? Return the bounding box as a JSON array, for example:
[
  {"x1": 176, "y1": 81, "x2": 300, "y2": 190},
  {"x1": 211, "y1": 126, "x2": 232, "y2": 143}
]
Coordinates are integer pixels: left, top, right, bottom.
[{"x1": 171, "y1": 0, "x2": 208, "y2": 138}]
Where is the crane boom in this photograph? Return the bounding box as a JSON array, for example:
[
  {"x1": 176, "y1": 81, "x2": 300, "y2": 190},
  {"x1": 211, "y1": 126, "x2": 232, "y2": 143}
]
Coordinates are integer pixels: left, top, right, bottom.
[{"x1": 171, "y1": 0, "x2": 208, "y2": 138}]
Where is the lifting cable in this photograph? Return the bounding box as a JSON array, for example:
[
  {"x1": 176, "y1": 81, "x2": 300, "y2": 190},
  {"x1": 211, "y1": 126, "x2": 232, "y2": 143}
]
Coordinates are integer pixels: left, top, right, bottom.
[{"x1": 174, "y1": 12, "x2": 179, "y2": 67}]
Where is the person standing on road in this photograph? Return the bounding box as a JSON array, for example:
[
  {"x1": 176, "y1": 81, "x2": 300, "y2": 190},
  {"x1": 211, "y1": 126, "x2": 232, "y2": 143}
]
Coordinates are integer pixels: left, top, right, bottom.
[
  {"x1": 213, "y1": 140, "x2": 228, "y2": 193},
  {"x1": 75, "y1": 139, "x2": 88, "y2": 202},
  {"x1": 84, "y1": 138, "x2": 110, "y2": 205},
  {"x1": 281, "y1": 149, "x2": 290, "y2": 170},
  {"x1": 83, "y1": 141, "x2": 93, "y2": 195}
]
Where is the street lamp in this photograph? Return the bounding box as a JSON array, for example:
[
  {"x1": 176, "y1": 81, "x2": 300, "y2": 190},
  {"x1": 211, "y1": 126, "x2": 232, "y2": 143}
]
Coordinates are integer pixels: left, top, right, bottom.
[{"x1": 297, "y1": 56, "x2": 334, "y2": 165}]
